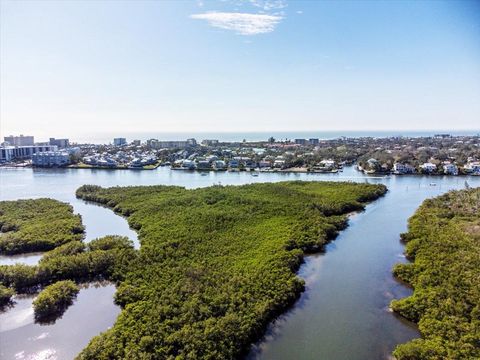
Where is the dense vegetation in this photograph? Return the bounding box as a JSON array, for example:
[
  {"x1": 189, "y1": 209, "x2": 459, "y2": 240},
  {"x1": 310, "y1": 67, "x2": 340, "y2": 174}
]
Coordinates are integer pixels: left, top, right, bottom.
[
  {"x1": 0, "y1": 283, "x2": 14, "y2": 306},
  {"x1": 33, "y1": 280, "x2": 80, "y2": 322},
  {"x1": 75, "y1": 181, "x2": 386, "y2": 359},
  {"x1": 0, "y1": 198, "x2": 84, "y2": 254},
  {"x1": 391, "y1": 188, "x2": 480, "y2": 359},
  {"x1": 0, "y1": 236, "x2": 136, "y2": 292}
]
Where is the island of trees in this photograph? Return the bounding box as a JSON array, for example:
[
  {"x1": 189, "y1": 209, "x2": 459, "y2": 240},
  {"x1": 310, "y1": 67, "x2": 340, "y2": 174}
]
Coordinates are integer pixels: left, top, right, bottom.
[
  {"x1": 33, "y1": 280, "x2": 80, "y2": 322},
  {"x1": 74, "y1": 181, "x2": 386, "y2": 359},
  {"x1": 0, "y1": 197, "x2": 137, "y2": 317},
  {"x1": 391, "y1": 188, "x2": 480, "y2": 359},
  {"x1": 0, "y1": 198, "x2": 84, "y2": 254}
]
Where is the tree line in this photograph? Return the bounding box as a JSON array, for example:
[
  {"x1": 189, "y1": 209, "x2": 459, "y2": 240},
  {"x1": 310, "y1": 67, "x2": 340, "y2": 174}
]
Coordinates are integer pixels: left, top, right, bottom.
[{"x1": 391, "y1": 188, "x2": 480, "y2": 359}]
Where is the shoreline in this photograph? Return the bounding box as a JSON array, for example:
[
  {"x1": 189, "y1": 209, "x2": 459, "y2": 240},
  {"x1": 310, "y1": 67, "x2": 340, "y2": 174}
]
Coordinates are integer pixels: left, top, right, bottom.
[{"x1": 1, "y1": 164, "x2": 479, "y2": 178}]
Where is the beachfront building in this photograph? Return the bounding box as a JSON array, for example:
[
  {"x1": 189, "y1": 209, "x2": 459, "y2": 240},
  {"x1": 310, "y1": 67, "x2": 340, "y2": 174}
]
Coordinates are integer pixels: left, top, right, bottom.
[
  {"x1": 147, "y1": 139, "x2": 193, "y2": 149},
  {"x1": 49, "y1": 138, "x2": 70, "y2": 148},
  {"x1": 201, "y1": 139, "x2": 219, "y2": 146},
  {"x1": 4, "y1": 135, "x2": 34, "y2": 146},
  {"x1": 295, "y1": 139, "x2": 307, "y2": 145},
  {"x1": 113, "y1": 138, "x2": 127, "y2": 146},
  {"x1": 187, "y1": 138, "x2": 197, "y2": 146}
]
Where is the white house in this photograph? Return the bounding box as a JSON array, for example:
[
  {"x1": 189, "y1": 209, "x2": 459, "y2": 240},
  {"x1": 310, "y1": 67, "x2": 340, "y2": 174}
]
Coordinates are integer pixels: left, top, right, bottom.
[
  {"x1": 393, "y1": 163, "x2": 416, "y2": 174},
  {"x1": 420, "y1": 162, "x2": 437, "y2": 173},
  {"x1": 443, "y1": 163, "x2": 458, "y2": 175}
]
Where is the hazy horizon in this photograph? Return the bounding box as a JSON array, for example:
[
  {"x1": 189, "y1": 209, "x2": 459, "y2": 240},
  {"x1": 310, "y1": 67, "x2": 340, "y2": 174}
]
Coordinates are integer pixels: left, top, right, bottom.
[
  {"x1": 6, "y1": 129, "x2": 479, "y2": 145},
  {"x1": 1, "y1": 0, "x2": 479, "y2": 139}
]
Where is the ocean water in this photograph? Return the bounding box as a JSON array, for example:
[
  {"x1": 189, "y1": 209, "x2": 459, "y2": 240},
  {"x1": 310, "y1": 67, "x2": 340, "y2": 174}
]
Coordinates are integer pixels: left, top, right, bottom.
[{"x1": 71, "y1": 130, "x2": 480, "y2": 144}]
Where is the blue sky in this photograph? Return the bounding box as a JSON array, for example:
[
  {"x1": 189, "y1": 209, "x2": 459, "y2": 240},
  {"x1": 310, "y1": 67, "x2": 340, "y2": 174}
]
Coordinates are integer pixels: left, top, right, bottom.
[{"x1": 1, "y1": 0, "x2": 479, "y2": 140}]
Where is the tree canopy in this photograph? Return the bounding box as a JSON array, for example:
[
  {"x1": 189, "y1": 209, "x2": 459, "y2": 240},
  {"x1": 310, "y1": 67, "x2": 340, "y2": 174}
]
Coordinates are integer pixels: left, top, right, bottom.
[
  {"x1": 392, "y1": 188, "x2": 480, "y2": 359},
  {"x1": 75, "y1": 181, "x2": 386, "y2": 359},
  {"x1": 0, "y1": 198, "x2": 84, "y2": 254}
]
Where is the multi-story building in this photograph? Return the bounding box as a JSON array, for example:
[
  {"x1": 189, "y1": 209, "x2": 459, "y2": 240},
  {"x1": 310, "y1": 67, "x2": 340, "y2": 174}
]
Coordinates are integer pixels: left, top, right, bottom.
[
  {"x1": 32, "y1": 151, "x2": 71, "y2": 167},
  {"x1": 113, "y1": 138, "x2": 127, "y2": 146},
  {"x1": 0, "y1": 145, "x2": 58, "y2": 162},
  {"x1": 201, "y1": 139, "x2": 219, "y2": 146},
  {"x1": 4, "y1": 135, "x2": 34, "y2": 146},
  {"x1": 309, "y1": 138, "x2": 319, "y2": 145},
  {"x1": 187, "y1": 138, "x2": 197, "y2": 146},
  {"x1": 147, "y1": 139, "x2": 191, "y2": 149},
  {"x1": 49, "y1": 138, "x2": 70, "y2": 148},
  {"x1": 295, "y1": 139, "x2": 307, "y2": 145}
]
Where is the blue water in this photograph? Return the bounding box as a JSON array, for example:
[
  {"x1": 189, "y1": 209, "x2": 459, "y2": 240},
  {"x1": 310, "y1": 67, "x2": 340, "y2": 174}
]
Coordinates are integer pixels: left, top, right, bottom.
[
  {"x1": 0, "y1": 166, "x2": 479, "y2": 359},
  {"x1": 71, "y1": 130, "x2": 480, "y2": 144}
]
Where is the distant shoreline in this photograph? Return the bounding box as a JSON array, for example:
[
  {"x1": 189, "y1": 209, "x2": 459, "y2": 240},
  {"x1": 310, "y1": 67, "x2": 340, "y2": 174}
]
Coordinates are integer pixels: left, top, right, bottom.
[{"x1": 54, "y1": 130, "x2": 480, "y2": 145}]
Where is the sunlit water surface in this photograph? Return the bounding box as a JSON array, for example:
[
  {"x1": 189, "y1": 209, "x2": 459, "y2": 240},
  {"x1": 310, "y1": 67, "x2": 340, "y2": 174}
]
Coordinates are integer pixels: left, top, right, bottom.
[{"x1": 0, "y1": 166, "x2": 478, "y2": 359}]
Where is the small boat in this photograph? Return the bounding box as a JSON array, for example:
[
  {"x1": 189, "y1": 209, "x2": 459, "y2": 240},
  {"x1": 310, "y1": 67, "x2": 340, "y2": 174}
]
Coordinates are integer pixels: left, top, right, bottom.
[
  {"x1": 201, "y1": 173, "x2": 208, "y2": 176},
  {"x1": 429, "y1": 183, "x2": 437, "y2": 186},
  {"x1": 251, "y1": 173, "x2": 259, "y2": 177}
]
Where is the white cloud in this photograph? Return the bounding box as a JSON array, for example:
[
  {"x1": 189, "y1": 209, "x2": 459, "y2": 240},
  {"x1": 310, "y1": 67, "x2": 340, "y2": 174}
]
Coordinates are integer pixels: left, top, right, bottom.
[
  {"x1": 249, "y1": 0, "x2": 287, "y2": 11},
  {"x1": 190, "y1": 12, "x2": 283, "y2": 35}
]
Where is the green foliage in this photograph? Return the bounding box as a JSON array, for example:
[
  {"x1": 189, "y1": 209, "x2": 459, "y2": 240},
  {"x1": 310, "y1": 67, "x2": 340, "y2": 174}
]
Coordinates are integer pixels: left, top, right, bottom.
[
  {"x1": 88, "y1": 235, "x2": 133, "y2": 251},
  {"x1": 0, "y1": 283, "x2": 14, "y2": 306},
  {"x1": 391, "y1": 188, "x2": 480, "y2": 359},
  {"x1": 75, "y1": 181, "x2": 386, "y2": 359},
  {"x1": 33, "y1": 280, "x2": 79, "y2": 322},
  {"x1": 0, "y1": 198, "x2": 84, "y2": 254},
  {"x1": 0, "y1": 236, "x2": 137, "y2": 292}
]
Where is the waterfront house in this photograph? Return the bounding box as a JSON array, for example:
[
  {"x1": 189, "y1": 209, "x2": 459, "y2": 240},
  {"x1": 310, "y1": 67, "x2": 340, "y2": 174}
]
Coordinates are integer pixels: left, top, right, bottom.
[
  {"x1": 464, "y1": 161, "x2": 480, "y2": 175},
  {"x1": 420, "y1": 162, "x2": 437, "y2": 174},
  {"x1": 228, "y1": 159, "x2": 239, "y2": 168},
  {"x1": 319, "y1": 160, "x2": 336, "y2": 170},
  {"x1": 213, "y1": 160, "x2": 226, "y2": 170},
  {"x1": 245, "y1": 160, "x2": 257, "y2": 169},
  {"x1": 393, "y1": 162, "x2": 416, "y2": 174},
  {"x1": 182, "y1": 160, "x2": 196, "y2": 170},
  {"x1": 196, "y1": 159, "x2": 211, "y2": 170},
  {"x1": 443, "y1": 162, "x2": 458, "y2": 175},
  {"x1": 258, "y1": 160, "x2": 272, "y2": 168}
]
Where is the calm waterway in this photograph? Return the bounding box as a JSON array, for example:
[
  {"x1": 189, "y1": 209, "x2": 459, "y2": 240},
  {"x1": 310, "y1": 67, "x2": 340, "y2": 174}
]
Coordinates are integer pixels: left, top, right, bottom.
[{"x1": 0, "y1": 166, "x2": 478, "y2": 360}]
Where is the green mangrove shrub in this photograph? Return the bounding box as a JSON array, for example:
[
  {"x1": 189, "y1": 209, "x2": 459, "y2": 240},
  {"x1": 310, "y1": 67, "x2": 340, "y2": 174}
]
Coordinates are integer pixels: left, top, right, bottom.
[
  {"x1": 0, "y1": 198, "x2": 84, "y2": 254},
  {"x1": 33, "y1": 280, "x2": 79, "y2": 322},
  {"x1": 391, "y1": 188, "x2": 480, "y2": 359},
  {"x1": 75, "y1": 181, "x2": 386, "y2": 359}
]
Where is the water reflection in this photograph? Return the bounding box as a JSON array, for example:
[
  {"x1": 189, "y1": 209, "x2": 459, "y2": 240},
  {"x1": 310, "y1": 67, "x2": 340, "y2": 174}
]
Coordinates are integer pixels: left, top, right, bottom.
[
  {"x1": 0, "y1": 167, "x2": 479, "y2": 359},
  {"x1": 0, "y1": 282, "x2": 119, "y2": 360}
]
